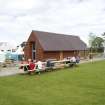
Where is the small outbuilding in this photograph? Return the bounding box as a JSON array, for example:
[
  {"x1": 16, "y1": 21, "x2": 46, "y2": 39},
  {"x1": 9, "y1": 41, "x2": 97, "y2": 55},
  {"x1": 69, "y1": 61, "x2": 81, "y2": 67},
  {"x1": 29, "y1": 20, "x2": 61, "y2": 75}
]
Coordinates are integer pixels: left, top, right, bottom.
[
  {"x1": 11, "y1": 46, "x2": 24, "y2": 61},
  {"x1": 24, "y1": 30, "x2": 87, "y2": 61}
]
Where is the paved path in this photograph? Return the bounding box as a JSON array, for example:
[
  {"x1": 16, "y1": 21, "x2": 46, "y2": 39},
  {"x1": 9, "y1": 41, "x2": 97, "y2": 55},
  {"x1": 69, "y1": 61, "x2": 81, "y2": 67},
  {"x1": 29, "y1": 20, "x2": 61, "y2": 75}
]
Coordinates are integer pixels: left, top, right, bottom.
[
  {"x1": 0, "y1": 57, "x2": 105, "y2": 77},
  {"x1": 0, "y1": 67, "x2": 19, "y2": 77},
  {"x1": 80, "y1": 57, "x2": 105, "y2": 64}
]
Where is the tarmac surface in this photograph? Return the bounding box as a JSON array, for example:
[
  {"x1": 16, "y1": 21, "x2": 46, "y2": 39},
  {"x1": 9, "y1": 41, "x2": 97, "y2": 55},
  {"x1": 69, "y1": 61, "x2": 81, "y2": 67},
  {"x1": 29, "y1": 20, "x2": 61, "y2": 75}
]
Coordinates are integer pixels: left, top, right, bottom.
[{"x1": 0, "y1": 57, "x2": 105, "y2": 77}]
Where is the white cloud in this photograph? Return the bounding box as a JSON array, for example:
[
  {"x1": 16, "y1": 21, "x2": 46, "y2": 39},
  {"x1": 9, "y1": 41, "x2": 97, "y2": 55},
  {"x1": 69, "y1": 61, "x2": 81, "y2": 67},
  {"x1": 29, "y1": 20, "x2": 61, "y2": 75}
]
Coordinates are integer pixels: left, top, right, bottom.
[
  {"x1": 0, "y1": 0, "x2": 105, "y2": 46},
  {"x1": 6, "y1": 0, "x2": 35, "y2": 10}
]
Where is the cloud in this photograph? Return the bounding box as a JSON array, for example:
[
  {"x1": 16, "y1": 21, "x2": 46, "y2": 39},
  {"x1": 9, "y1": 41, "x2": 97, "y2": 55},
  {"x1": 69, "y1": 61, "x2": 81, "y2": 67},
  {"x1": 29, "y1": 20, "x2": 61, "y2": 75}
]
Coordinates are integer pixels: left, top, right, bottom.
[{"x1": 0, "y1": 0, "x2": 105, "y2": 45}]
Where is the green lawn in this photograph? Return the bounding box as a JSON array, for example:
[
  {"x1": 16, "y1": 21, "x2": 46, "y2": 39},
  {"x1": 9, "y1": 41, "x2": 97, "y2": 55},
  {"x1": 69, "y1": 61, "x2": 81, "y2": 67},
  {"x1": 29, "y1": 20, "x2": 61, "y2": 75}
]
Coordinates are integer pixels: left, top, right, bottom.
[{"x1": 0, "y1": 61, "x2": 105, "y2": 105}]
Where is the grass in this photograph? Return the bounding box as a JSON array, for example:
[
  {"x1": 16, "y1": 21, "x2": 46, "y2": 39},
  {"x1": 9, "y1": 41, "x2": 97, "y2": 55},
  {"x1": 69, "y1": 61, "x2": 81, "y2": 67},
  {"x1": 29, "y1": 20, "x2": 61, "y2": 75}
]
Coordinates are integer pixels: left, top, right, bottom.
[{"x1": 0, "y1": 60, "x2": 105, "y2": 105}]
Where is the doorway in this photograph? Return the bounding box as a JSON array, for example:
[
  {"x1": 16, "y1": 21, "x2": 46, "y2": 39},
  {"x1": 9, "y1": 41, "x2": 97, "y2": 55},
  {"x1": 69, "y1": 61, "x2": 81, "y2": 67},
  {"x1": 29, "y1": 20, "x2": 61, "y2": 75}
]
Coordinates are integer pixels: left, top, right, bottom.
[{"x1": 32, "y1": 42, "x2": 36, "y2": 60}]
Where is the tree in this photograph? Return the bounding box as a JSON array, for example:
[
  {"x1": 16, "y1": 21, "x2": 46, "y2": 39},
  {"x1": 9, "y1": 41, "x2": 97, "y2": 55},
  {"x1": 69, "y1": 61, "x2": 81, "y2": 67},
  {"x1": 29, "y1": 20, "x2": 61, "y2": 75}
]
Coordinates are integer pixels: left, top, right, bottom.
[
  {"x1": 88, "y1": 33, "x2": 104, "y2": 53},
  {"x1": 88, "y1": 33, "x2": 96, "y2": 53},
  {"x1": 92, "y1": 37, "x2": 104, "y2": 53},
  {"x1": 92, "y1": 37, "x2": 104, "y2": 48},
  {"x1": 88, "y1": 33, "x2": 96, "y2": 47},
  {"x1": 101, "y1": 32, "x2": 105, "y2": 53},
  {"x1": 102, "y1": 32, "x2": 105, "y2": 37}
]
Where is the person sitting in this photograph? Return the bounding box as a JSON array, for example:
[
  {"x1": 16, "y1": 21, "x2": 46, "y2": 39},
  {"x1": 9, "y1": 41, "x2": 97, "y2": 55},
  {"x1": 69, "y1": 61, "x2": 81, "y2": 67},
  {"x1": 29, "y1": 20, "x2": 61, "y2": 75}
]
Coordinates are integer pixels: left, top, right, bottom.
[
  {"x1": 28, "y1": 59, "x2": 36, "y2": 74},
  {"x1": 46, "y1": 60, "x2": 54, "y2": 70},
  {"x1": 36, "y1": 60, "x2": 43, "y2": 74},
  {"x1": 66, "y1": 57, "x2": 71, "y2": 64},
  {"x1": 69, "y1": 56, "x2": 76, "y2": 67},
  {"x1": 76, "y1": 56, "x2": 80, "y2": 63},
  {"x1": 23, "y1": 61, "x2": 30, "y2": 72}
]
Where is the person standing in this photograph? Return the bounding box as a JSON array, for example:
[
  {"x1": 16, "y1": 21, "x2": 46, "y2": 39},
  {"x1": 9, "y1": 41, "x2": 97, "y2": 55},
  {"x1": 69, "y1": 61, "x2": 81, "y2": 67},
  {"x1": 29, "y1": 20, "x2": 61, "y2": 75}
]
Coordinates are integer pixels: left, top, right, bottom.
[{"x1": 89, "y1": 54, "x2": 93, "y2": 62}]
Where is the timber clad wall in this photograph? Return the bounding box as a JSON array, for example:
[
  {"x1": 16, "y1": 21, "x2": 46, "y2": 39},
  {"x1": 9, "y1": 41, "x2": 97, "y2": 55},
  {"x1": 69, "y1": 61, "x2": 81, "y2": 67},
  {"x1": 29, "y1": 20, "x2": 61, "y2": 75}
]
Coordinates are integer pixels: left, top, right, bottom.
[
  {"x1": 24, "y1": 30, "x2": 87, "y2": 61},
  {"x1": 43, "y1": 52, "x2": 60, "y2": 60},
  {"x1": 36, "y1": 40, "x2": 44, "y2": 61},
  {"x1": 63, "y1": 51, "x2": 74, "y2": 58},
  {"x1": 24, "y1": 43, "x2": 32, "y2": 60}
]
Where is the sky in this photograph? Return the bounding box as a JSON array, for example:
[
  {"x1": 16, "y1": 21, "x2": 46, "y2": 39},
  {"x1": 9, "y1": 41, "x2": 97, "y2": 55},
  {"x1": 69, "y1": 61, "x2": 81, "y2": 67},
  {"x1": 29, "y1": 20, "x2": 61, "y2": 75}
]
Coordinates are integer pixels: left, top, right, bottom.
[{"x1": 0, "y1": 0, "x2": 105, "y2": 46}]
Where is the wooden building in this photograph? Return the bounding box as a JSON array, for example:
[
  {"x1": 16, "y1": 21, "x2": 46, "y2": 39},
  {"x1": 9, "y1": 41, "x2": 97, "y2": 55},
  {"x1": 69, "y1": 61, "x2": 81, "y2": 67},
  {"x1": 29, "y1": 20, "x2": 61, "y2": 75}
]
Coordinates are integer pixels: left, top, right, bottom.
[{"x1": 24, "y1": 30, "x2": 87, "y2": 61}]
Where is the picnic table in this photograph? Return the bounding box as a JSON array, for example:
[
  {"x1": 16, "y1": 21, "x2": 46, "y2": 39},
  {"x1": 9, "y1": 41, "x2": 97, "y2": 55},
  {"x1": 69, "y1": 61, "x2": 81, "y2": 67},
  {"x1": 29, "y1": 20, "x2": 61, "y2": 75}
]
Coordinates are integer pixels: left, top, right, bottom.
[
  {"x1": 19, "y1": 59, "x2": 78, "y2": 74},
  {"x1": 19, "y1": 62, "x2": 46, "y2": 74}
]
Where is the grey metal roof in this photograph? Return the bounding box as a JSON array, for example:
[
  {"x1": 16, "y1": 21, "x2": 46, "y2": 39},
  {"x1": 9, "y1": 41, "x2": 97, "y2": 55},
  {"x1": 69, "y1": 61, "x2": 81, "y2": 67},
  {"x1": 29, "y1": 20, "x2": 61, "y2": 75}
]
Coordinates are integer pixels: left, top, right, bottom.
[{"x1": 32, "y1": 30, "x2": 87, "y2": 51}]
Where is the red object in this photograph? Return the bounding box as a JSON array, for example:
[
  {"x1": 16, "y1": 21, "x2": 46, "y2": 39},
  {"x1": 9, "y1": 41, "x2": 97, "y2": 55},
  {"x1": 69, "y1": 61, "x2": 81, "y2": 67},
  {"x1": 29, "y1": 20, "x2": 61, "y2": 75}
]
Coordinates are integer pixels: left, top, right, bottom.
[{"x1": 29, "y1": 63, "x2": 35, "y2": 70}]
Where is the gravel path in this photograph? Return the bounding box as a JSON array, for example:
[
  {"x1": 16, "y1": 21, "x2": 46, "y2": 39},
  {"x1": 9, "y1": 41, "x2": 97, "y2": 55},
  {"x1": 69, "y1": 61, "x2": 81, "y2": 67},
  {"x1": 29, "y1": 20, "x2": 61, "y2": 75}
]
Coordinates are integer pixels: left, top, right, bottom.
[{"x1": 0, "y1": 57, "x2": 105, "y2": 77}]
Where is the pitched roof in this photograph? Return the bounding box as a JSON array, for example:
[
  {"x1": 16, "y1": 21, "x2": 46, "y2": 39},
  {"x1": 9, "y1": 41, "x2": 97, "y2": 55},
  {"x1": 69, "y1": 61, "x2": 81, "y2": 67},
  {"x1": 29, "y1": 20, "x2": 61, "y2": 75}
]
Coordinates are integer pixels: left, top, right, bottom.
[{"x1": 32, "y1": 30, "x2": 87, "y2": 51}]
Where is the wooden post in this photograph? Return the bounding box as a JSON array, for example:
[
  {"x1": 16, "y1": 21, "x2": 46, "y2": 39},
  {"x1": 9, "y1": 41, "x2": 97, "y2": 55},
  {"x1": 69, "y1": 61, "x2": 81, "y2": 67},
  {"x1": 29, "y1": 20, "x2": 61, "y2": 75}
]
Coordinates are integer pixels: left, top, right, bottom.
[{"x1": 60, "y1": 51, "x2": 63, "y2": 60}]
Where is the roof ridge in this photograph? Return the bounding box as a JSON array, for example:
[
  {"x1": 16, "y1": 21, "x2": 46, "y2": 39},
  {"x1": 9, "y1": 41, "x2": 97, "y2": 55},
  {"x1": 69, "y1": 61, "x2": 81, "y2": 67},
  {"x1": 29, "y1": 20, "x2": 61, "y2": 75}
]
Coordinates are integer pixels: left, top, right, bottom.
[{"x1": 32, "y1": 30, "x2": 78, "y2": 37}]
